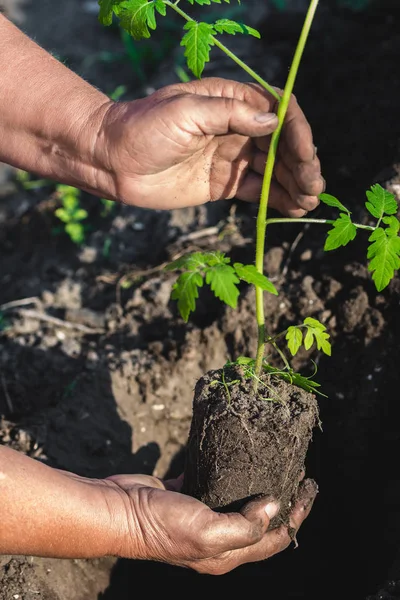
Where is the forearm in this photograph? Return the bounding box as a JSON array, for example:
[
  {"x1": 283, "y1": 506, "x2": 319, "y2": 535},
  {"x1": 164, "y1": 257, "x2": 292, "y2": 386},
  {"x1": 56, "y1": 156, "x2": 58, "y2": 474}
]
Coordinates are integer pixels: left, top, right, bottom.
[
  {"x1": 0, "y1": 446, "x2": 127, "y2": 559},
  {"x1": 0, "y1": 14, "x2": 113, "y2": 195}
]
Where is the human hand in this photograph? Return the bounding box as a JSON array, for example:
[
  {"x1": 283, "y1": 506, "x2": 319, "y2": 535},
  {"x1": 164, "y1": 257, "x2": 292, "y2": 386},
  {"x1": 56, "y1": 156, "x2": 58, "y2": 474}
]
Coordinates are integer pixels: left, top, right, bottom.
[
  {"x1": 0, "y1": 445, "x2": 316, "y2": 569},
  {"x1": 93, "y1": 78, "x2": 324, "y2": 216},
  {"x1": 104, "y1": 473, "x2": 318, "y2": 575}
]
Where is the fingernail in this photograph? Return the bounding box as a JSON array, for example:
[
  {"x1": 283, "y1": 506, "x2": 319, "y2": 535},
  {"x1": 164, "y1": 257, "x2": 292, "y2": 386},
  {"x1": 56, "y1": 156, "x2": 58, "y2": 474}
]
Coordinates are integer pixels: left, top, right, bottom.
[
  {"x1": 265, "y1": 502, "x2": 279, "y2": 519},
  {"x1": 321, "y1": 176, "x2": 326, "y2": 193},
  {"x1": 255, "y1": 112, "x2": 278, "y2": 124},
  {"x1": 313, "y1": 145, "x2": 318, "y2": 159}
]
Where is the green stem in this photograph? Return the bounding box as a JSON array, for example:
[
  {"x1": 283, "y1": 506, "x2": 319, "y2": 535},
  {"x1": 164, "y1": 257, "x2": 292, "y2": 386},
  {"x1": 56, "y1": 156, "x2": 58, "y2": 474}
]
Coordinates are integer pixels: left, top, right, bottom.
[
  {"x1": 164, "y1": 0, "x2": 281, "y2": 101},
  {"x1": 254, "y1": 0, "x2": 320, "y2": 381},
  {"x1": 265, "y1": 334, "x2": 291, "y2": 370},
  {"x1": 19, "y1": 179, "x2": 51, "y2": 190},
  {"x1": 266, "y1": 217, "x2": 375, "y2": 231},
  {"x1": 211, "y1": 39, "x2": 280, "y2": 101}
]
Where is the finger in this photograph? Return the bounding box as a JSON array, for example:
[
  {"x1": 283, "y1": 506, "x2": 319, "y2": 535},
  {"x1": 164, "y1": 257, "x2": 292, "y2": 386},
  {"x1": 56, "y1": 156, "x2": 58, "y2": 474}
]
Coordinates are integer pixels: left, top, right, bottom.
[
  {"x1": 289, "y1": 478, "x2": 319, "y2": 532},
  {"x1": 227, "y1": 482, "x2": 317, "y2": 570},
  {"x1": 281, "y1": 95, "x2": 316, "y2": 163},
  {"x1": 222, "y1": 524, "x2": 294, "y2": 574},
  {"x1": 200, "y1": 481, "x2": 318, "y2": 574},
  {"x1": 250, "y1": 149, "x2": 268, "y2": 175},
  {"x1": 255, "y1": 133, "x2": 324, "y2": 199},
  {"x1": 235, "y1": 170, "x2": 263, "y2": 203},
  {"x1": 240, "y1": 496, "x2": 280, "y2": 525},
  {"x1": 251, "y1": 146, "x2": 323, "y2": 200},
  {"x1": 237, "y1": 173, "x2": 309, "y2": 218},
  {"x1": 164, "y1": 473, "x2": 184, "y2": 492},
  {"x1": 274, "y1": 159, "x2": 320, "y2": 211},
  {"x1": 254, "y1": 93, "x2": 325, "y2": 197},
  {"x1": 168, "y1": 78, "x2": 276, "y2": 113},
  {"x1": 279, "y1": 140, "x2": 325, "y2": 197},
  {"x1": 106, "y1": 474, "x2": 166, "y2": 491},
  {"x1": 195, "y1": 521, "x2": 293, "y2": 575},
  {"x1": 196, "y1": 497, "x2": 280, "y2": 558},
  {"x1": 251, "y1": 147, "x2": 323, "y2": 209},
  {"x1": 252, "y1": 94, "x2": 311, "y2": 158},
  {"x1": 182, "y1": 94, "x2": 279, "y2": 139},
  {"x1": 268, "y1": 180, "x2": 311, "y2": 217}
]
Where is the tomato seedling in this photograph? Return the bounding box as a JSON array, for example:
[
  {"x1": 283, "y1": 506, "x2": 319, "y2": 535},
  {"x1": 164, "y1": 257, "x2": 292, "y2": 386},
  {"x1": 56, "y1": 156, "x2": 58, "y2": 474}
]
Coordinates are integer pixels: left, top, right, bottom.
[{"x1": 99, "y1": 0, "x2": 400, "y2": 389}]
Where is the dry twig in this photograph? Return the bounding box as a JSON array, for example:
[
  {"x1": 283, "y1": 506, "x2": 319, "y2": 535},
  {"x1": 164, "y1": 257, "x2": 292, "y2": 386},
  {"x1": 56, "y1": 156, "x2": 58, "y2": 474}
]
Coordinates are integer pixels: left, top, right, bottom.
[
  {"x1": 0, "y1": 297, "x2": 40, "y2": 311},
  {"x1": 16, "y1": 309, "x2": 104, "y2": 334}
]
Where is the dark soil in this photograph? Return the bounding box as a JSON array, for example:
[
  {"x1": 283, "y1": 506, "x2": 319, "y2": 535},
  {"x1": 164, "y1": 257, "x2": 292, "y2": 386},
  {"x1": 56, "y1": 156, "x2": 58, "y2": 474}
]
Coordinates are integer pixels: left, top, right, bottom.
[
  {"x1": 183, "y1": 367, "x2": 319, "y2": 528},
  {"x1": 1, "y1": 0, "x2": 400, "y2": 597}
]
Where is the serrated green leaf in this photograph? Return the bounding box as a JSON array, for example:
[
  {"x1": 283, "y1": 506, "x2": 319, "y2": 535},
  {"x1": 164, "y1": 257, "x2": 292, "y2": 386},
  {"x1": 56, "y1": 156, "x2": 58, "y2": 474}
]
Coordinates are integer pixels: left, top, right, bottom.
[
  {"x1": 203, "y1": 251, "x2": 230, "y2": 267},
  {"x1": 118, "y1": 0, "x2": 159, "y2": 40},
  {"x1": 262, "y1": 363, "x2": 326, "y2": 397},
  {"x1": 65, "y1": 222, "x2": 85, "y2": 244},
  {"x1": 166, "y1": 252, "x2": 208, "y2": 272},
  {"x1": 205, "y1": 264, "x2": 239, "y2": 308},
  {"x1": 73, "y1": 209, "x2": 88, "y2": 222},
  {"x1": 286, "y1": 326, "x2": 303, "y2": 356},
  {"x1": 303, "y1": 318, "x2": 331, "y2": 356},
  {"x1": 98, "y1": 0, "x2": 124, "y2": 25},
  {"x1": 236, "y1": 356, "x2": 254, "y2": 365},
  {"x1": 55, "y1": 208, "x2": 71, "y2": 223},
  {"x1": 366, "y1": 184, "x2": 398, "y2": 219},
  {"x1": 303, "y1": 316, "x2": 326, "y2": 330},
  {"x1": 319, "y1": 193, "x2": 350, "y2": 214},
  {"x1": 320, "y1": 336, "x2": 332, "y2": 356},
  {"x1": 181, "y1": 22, "x2": 215, "y2": 78},
  {"x1": 324, "y1": 213, "x2": 357, "y2": 251},
  {"x1": 171, "y1": 271, "x2": 204, "y2": 322},
  {"x1": 213, "y1": 19, "x2": 260, "y2": 38},
  {"x1": 289, "y1": 371, "x2": 324, "y2": 396},
  {"x1": 165, "y1": 256, "x2": 188, "y2": 272},
  {"x1": 233, "y1": 263, "x2": 278, "y2": 295},
  {"x1": 57, "y1": 184, "x2": 78, "y2": 196},
  {"x1": 166, "y1": 251, "x2": 230, "y2": 274},
  {"x1": 155, "y1": 0, "x2": 166, "y2": 15},
  {"x1": 62, "y1": 194, "x2": 80, "y2": 213},
  {"x1": 367, "y1": 226, "x2": 400, "y2": 291},
  {"x1": 383, "y1": 215, "x2": 400, "y2": 235},
  {"x1": 304, "y1": 328, "x2": 314, "y2": 351}
]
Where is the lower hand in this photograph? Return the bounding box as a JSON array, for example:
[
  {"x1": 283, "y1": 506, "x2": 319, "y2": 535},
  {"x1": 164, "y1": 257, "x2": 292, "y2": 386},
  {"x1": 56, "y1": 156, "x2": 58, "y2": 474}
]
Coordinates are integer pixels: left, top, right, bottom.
[
  {"x1": 93, "y1": 78, "x2": 324, "y2": 216},
  {"x1": 104, "y1": 473, "x2": 317, "y2": 575}
]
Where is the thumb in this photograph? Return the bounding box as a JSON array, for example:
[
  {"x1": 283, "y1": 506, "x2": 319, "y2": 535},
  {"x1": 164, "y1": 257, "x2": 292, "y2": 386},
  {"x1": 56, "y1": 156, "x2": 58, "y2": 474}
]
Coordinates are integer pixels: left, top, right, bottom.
[
  {"x1": 203, "y1": 497, "x2": 280, "y2": 555},
  {"x1": 241, "y1": 496, "x2": 280, "y2": 530},
  {"x1": 185, "y1": 94, "x2": 279, "y2": 138}
]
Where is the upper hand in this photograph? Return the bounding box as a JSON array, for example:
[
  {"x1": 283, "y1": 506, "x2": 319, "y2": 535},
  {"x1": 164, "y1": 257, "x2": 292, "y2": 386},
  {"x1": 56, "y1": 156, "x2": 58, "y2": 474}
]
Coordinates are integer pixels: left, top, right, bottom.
[
  {"x1": 103, "y1": 473, "x2": 317, "y2": 575},
  {"x1": 93, "y1": 78, "x2": 324, "y2": 216}
]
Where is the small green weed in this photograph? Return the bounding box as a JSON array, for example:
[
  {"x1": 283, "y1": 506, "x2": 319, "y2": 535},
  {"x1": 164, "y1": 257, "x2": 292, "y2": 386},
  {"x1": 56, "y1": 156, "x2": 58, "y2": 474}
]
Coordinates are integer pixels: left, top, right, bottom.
[
  {"x1": 54, "y1": 185, "x2": 88, "y2": 245},
  {"x1": 15, "y1": 169, "x2": 51, "y2": 191},
  {"x1": 100, "y1": 198, "x2": 115, "y2": 217},
  {"x1": 0, "y1": 311, "x2": 9, "y2": 332},
  {"x1": 109, "y1": 84, "x2": 128, "y2": 100}
]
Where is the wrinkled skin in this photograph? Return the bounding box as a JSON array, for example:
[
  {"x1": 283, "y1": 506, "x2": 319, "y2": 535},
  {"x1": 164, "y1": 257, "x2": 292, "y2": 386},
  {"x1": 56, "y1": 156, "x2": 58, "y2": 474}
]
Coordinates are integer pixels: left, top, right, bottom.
[
  {"x1": 95, "y1": 78, "x2": 324, "y2": 214},
  {"x1": 105, "y1": 473, "x2": 317, "y2": 575}
]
